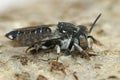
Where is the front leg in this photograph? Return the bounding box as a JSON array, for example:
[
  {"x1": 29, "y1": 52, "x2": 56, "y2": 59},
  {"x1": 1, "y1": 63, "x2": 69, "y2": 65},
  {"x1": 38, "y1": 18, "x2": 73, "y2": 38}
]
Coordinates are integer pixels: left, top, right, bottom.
[
  {"x1": 86, "y1": 37, "x2": 95, "y2": 53},
  {"x1": 87, "y1": 36, "x2": 103, "y2": 56},
  {"x1": 87, "y1": 37, "x2": 93, "y2": 49},
  {"x1": 88, "y1": 36, "x2": 102, "y2": 46},
  {"x1": 74, "y1": 43, "x2": 90, "y2": 60}
]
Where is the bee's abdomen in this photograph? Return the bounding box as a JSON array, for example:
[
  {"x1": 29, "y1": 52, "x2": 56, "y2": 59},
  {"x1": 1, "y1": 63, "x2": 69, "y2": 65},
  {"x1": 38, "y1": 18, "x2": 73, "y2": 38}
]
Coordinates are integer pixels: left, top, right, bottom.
[{"x1": 6, "y1": 27, "x2": 52, "y2": 46}]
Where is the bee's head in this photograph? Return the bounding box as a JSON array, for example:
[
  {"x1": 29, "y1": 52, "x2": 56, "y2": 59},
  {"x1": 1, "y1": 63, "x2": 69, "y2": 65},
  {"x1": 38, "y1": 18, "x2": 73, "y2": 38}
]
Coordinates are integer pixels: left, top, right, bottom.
[{"x1": 5, "y1": 30, "x2": 20, "y2": 40}]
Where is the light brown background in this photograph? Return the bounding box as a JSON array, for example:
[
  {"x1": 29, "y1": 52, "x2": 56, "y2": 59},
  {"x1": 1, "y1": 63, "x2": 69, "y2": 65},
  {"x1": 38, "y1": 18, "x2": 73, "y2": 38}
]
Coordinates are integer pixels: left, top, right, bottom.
[{"x1": 0, "y1": 0, "x2": 120, "y2": 80}]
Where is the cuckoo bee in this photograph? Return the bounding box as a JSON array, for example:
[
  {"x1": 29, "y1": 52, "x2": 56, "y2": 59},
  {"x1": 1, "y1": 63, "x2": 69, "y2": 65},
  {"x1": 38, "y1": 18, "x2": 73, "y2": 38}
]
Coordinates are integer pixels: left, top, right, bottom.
[{"x1": 5, "y1": 14, "x2": 102, "y2": 59}]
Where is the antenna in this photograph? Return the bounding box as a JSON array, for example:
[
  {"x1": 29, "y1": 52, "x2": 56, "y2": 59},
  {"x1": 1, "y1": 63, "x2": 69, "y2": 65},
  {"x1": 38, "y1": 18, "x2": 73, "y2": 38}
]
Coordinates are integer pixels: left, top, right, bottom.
[{"x1": 89, "y1": 13, "x2": 101, "y2": 33}]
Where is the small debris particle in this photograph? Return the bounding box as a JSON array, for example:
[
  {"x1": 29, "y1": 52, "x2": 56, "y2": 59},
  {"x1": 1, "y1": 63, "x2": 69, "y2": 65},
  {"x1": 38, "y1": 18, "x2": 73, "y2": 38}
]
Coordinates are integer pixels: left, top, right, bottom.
[
  {"x1": 0, "y1": 50, "x2": 2, "y2": 54},
  {"x1": 11, "y1": 55, "x2": 21, "y2": 59},
  {"x1": 73, "y1": 72, "x2": 79, "y2": 80},
  {"x1": 0, "y1": 43, "x2": 2, "y2": 48},
  {"x1": 50, "y1": 61, "x2": 66, "y2": 74},
  {"x1": 37, "y1": 75, "x2": 48, "y2": 80},
  {"x1": 94, "y1": 63, "x2": 103, "y2": 69},
  {"x1": 108, "y1": 75, "x2": 118, "y2": 79},
  {"x1": 20, "y1": 57, "x2": 28, "y2": 65},
  {"x1": 14, "y1": 72, "x2": 30, "y2": 80}
]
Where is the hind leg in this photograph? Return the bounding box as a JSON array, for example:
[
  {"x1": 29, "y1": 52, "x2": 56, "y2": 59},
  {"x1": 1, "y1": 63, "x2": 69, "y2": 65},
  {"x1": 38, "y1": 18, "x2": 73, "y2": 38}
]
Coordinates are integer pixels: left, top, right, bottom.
[
  {"x1": 26, "y1": 45, "x2": 34, "y2": 53},
  {"x1": 26, "y1": 43, "x2": 41, "y2": 54}
]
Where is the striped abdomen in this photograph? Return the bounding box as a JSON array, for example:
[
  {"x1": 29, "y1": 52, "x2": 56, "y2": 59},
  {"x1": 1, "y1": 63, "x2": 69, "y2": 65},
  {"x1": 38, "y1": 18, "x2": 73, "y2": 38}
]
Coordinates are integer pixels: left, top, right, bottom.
[{"x1": 5, "y1": 26, "x2": 52, "y2": 46}]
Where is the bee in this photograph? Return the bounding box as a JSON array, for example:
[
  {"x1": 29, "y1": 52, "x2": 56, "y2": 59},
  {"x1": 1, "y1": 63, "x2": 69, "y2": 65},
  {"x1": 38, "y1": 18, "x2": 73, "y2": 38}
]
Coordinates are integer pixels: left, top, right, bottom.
[{"x1": 5, "y1": 14, "x2": 102, "y2": 59}]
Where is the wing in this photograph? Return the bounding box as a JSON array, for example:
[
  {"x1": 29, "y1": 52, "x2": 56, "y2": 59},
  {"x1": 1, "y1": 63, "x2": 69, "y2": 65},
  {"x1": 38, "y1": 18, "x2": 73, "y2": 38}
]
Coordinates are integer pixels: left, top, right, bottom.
[
  {"x1": 15, "y1": 24, "x2": 56, "y2": 31},
  {"x1": 5, "y1": 24, "x2": 57, "y2": 46}
]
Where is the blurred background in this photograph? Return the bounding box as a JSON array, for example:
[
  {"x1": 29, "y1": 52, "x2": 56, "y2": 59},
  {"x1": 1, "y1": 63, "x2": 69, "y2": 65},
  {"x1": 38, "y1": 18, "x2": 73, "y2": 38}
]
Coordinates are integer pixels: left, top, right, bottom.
[
  {"x1": 0, "y1": 0, "x2": 120, "y2": 80},
  {"x1": 0, "y1": 0, "x2": 119, "y2": 33},
  {"x1": 0, "y1": 0, "x2": 119, "y2": 26}
]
